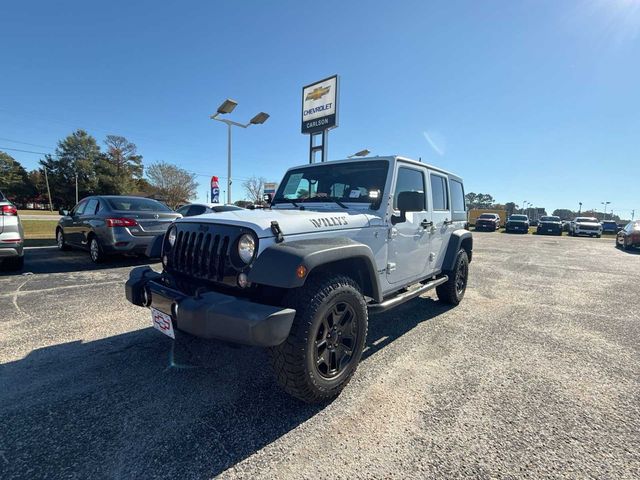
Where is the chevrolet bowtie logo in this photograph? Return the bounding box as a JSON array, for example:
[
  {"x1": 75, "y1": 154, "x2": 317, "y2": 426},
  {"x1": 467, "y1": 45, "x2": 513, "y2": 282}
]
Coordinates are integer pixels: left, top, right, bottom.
[{"x1": 306, "y1": 86, "x2": 331, "y2": 101}]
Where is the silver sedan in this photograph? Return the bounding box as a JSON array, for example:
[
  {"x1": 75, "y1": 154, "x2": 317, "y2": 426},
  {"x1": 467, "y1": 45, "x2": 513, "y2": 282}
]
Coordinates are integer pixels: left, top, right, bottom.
[{"x1": 57, "y1": 196, "x2": 181, "y2": 263}]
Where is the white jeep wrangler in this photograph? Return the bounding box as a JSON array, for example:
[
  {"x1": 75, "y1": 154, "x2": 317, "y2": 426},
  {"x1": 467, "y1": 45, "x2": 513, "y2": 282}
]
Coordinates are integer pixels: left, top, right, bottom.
[{"x1": 126, "y1": 156, "x2": 472, "y2": 403}]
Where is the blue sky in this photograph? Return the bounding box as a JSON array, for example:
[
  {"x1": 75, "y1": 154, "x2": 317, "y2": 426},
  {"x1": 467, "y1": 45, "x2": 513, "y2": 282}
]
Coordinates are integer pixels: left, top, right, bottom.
[{"x1": 1, "y1": 0, "x2": 639, "y2": 217}]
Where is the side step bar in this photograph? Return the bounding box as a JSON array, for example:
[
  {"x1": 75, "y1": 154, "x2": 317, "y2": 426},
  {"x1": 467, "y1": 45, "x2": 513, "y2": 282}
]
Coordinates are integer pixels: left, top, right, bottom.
[{"x1": 368, "y1": 276, "x2": 448, "y2": 313}]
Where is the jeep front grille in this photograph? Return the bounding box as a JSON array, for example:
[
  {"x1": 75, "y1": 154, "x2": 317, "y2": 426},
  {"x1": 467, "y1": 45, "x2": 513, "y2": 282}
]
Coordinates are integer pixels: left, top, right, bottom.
[{"x1": 170, "y1": 230, "x2": 229, "y2": 281}]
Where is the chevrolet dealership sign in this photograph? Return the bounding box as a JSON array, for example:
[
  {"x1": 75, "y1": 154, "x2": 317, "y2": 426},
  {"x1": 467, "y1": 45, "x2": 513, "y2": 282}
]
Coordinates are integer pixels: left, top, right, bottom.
[{"x1": 301, "y1": 75, "x2": 338, "y2": 134}]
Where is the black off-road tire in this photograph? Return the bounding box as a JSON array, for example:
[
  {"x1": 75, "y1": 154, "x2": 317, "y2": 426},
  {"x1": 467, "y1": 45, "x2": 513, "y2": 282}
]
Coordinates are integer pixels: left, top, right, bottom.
[
  {"x1": 269, "y1": 275, "x2": 368, "y2": 404},
  {"x1": 436, "y1": 249, "x2": 469, "y2": 306}
]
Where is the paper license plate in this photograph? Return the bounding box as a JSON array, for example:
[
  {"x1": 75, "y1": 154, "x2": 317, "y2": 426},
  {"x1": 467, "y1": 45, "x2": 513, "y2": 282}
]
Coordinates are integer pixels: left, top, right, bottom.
[{"x1": 151, "y1": 308, "x2": 175, "y2": 339}]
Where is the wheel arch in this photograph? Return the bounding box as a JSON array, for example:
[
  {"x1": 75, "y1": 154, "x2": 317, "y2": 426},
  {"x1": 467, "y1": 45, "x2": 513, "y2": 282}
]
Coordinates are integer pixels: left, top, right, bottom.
[
  {"x1": 248, "y1": 237, "x2": 383, "y2": 302},
  {"x1": 442, "y1": 229, "x2": 473, "y2": 272}
]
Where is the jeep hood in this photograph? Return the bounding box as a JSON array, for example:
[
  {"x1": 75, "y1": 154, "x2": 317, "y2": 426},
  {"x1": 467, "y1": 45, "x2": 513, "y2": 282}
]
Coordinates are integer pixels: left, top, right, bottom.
[{"x1": 174, "y1": 208, "x2": 375, "y2": 237}]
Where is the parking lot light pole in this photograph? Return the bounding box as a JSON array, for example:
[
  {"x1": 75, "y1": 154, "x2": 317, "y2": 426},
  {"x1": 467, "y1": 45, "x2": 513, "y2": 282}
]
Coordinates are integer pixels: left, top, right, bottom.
[
  {"x1": 601, "y1": 201, "x2": 611, "y2": 220},
  {"x1": 210, "y1": 99, "x2": 270, "y2": 204}
]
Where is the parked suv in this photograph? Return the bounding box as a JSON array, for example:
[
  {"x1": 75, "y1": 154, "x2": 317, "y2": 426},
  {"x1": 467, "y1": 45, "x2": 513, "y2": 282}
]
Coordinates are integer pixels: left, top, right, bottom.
[
  {"x1": 505, "y1": 214, "x2": 530, "y2": 233},
  {"x1": 125, "y1": 156, "x2": 472, "y2": 403},
  {"x1": 0, "y1": 191, "x2": 25, "y2": 271},
  {"x1": 57, "y1": 196, "x2": 181, "y2": 263},
  {"x1": 569, "y1": 217, "x2": 602, "y2": 237},
  {"x1": 475, "y1": 213, "x2": 501, "y2": 231},
  {"x1": 537, "y1": 216, "x2": 562, "y2": 236},
  {"x1": 601, "y1": 220, "x2": 618, "y2": 234}
]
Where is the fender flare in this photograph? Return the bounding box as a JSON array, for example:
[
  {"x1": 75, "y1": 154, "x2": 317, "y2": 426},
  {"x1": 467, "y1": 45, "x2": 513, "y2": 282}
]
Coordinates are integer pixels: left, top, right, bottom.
[
  {"x1": 442, "y1": 229, "x2": 473, "y2": 272},
  {"x1": 248, "y1": 237, "x2": 383, "y2": 302}
]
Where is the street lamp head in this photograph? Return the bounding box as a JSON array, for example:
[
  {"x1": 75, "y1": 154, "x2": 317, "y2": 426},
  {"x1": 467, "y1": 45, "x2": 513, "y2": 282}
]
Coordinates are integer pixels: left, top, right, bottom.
[
  {"x1": 217, "y1": 99, "x2": 238, "y2": 114},
  {"x1": 249, "y1": 112, "x2": 270, "y2": 125}
]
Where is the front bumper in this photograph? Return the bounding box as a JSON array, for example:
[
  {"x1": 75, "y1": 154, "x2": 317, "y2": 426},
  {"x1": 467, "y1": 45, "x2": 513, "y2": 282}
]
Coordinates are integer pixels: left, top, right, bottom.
[
  {"x1": 537, "y1": 224, "x2": 562, "y2": 234},
  {"x1": 506, "y1": 223, "x2": 529, "y2": 232},
  {"x1": 125, "y1": 266, "x2": 296, "y2": 346},
  {"x1": 574, "y1": 227, "x2": 602, "y2": 236}
]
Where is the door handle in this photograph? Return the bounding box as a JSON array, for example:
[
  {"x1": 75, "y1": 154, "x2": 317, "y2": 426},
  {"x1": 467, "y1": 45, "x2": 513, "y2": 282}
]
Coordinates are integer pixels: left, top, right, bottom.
[
  {"x1": 420, "y1": 219, "x2": 433, "y2": 229},
  {"x1": 444, "y1": 219, "x2": 453, "y2": 225}
]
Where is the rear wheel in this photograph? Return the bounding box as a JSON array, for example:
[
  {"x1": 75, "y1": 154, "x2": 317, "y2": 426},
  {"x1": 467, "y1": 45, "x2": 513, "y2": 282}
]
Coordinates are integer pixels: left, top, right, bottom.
[
  {"x1": 269, "y1": 275, "x2": 368, "y2": 404},
  {"x1": 436, "y1": 249, "x2": 469, "y2": 306},
  {"x1": 89, "y1": 237, "x2": 105, "y2": 263}
]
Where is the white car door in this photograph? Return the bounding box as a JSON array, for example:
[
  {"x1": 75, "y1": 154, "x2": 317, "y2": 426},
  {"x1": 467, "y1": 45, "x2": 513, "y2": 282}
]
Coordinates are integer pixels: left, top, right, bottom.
[
  {"x1": 427, "y1": 171, "x2": 453, "y2": 272},
  {"x1": 386, "y1": 164, "x2": 431, "y2": 284}
]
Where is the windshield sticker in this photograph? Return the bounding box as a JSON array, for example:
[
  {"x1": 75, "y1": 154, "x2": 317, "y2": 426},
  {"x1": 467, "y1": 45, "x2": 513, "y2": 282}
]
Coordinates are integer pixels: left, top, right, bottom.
[
  {"x1": 310, "y1": 216, "x2": 349, "y2": 228},
  {"x1": 348, "y1": 190, "x2": 361, "y2": 198}
]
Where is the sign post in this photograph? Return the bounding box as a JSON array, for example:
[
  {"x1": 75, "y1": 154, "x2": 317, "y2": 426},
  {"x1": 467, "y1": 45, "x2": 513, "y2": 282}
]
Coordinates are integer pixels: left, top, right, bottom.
[{"x1": 301, "y1": 75, "x2": 339, "y2": 163}]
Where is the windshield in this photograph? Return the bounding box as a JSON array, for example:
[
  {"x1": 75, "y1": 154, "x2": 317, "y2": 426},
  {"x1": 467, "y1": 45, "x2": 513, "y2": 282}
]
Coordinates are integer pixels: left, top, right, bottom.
[
  {"x1": 576, "y1": 217, "x2": 598, "y2": 223},
  {"x1": 510, "y1": 215, "x2": 528, "y2": 221},
  {"x1": 540, "y1": 216, "x2": 560, "y2": 222},
  {"x1": 478, "y1": 214, "x2": 496, "y2": 219},
  {"x1": 273, "y1": 160, "x2": 389, "y2": 205},
  {"x1": 106, "y1": 197, "x2": 172, "y2": 212}
]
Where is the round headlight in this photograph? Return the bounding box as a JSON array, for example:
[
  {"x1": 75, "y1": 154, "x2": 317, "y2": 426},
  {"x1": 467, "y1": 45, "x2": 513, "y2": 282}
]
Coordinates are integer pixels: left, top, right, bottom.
[
  {"x1": 238, "y1": 234, "x2": 256, "y2": 264},
  {"x1": 167, "y1": 226, "x2": 177, "y2": 247}
]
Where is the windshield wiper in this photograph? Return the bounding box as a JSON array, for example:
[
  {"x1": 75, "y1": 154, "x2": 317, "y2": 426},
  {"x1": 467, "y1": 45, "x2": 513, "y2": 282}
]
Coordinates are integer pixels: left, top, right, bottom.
[
  {"x1": 298, "y1": 197, "x2": 349, "y2": 209},
  {"x1": 271, "y1": 199, "x2": 304, "y2": 210}
]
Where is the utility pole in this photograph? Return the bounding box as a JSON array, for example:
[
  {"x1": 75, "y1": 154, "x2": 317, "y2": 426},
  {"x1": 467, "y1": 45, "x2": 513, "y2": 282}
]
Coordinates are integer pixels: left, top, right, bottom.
[
  {"x1": 75, "y1": 171, "x2": 79, "y2": 205},
  {"x1": 632, "y1": 210, "x2": 635, "y2": 220},
  {"x1": 43, "y1": 166, "x2": 53, "y2": 212}
]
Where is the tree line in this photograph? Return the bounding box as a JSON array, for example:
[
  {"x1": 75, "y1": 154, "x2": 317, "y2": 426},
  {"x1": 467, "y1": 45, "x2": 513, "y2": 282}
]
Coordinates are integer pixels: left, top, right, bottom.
[{"x1": 0, "y1": 129, "x2": 199, "y2": 209}]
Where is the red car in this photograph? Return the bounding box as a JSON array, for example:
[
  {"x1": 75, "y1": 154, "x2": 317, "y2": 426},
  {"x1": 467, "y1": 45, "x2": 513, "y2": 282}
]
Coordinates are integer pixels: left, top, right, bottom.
[{"x1": 616, "y1": 220, "x2": 640, "y2": 251}]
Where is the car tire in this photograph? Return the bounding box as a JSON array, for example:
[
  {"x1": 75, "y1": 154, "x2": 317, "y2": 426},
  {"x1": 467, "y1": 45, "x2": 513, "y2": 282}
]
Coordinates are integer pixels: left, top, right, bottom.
[
  {"x1": 56, "y1": 228, "x2": 70, "y2": 251},
  {"x1": 437, "y1": 249, "x2": 469, "y2": 306},
  {"x1": 4, "y1": 256, "x2": 24, "y2": 271},
  {"x1": 89, "y1": 236, "x2": 105, "y2": 264},
  {"x1": 269, "y1": 275, "x2": 368, "y2": 404}
]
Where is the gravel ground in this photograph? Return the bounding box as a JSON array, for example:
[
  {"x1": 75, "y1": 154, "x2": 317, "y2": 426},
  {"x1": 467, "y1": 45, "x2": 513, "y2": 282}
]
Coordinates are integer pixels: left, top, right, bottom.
[{"x1": 0, "y1": 234, "x2": 638, "y2": 479}]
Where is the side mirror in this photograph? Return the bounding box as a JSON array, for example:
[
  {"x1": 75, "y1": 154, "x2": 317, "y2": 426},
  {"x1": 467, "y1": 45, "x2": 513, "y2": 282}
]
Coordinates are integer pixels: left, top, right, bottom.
[
  {"x1": 262, "y1": 193, "x2": 272, "y2": 204},
  {"x1": 392, "y1": 191, "x2": 424, "y2": 225},
  {"x1": 59, "y1": 209, "x2": 69, "y2": 216}
]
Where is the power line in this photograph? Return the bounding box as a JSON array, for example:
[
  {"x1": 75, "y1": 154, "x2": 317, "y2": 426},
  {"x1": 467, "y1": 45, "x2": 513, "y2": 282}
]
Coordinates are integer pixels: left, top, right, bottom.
[
  {"x1": 0, "y1": 146, "x2": 49, "y2": 155},
  {"x1": 0, "y1": 137, "x2": 52, "y2": 149}
]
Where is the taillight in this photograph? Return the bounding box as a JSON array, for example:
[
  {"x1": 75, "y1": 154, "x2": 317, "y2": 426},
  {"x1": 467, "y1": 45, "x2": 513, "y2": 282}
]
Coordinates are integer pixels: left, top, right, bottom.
[
  {"x1": 1, "y1": 205, "x2": 18, "y2": 216},
  {"x1": 106, "y1": 217, "x2": 138, "y2": 227}
]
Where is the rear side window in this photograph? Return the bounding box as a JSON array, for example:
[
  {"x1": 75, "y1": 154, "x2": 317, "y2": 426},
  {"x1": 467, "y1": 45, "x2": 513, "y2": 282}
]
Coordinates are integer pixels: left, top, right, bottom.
[
  {"x1": 394, "y1": 167, "x2": 426, "y2": 210},
  {"x1": 450, "y1": 179, "x2": 465, "y2": 213},
  {"x1": 430, "y1": 174, "x2": 449, "y2": 210},
  {"x1": 84, "y1": 198, "x2": 99, "y2": 215}
]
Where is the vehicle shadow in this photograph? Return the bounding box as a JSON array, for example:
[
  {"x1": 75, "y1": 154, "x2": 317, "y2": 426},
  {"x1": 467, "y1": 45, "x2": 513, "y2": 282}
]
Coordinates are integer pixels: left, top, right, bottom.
[
  {"x1": 0, "y1": 295, "x2": 450, "y2": 479},
  {"x1": 2, "y1": 247, "x2": 158, "y2": 275}
]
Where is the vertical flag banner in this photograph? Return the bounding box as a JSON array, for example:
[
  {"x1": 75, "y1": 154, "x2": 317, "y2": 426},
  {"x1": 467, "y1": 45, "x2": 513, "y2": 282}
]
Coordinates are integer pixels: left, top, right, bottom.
[{"x1": 211, "y1": 176, "x2": 220, "y2": 203}]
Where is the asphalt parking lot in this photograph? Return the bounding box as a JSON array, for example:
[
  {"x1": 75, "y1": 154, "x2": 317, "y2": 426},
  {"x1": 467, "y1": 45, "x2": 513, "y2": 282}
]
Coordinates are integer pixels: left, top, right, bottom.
[{"x1": 1, "y1": 234, "x2": 639, "y2": 479}]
